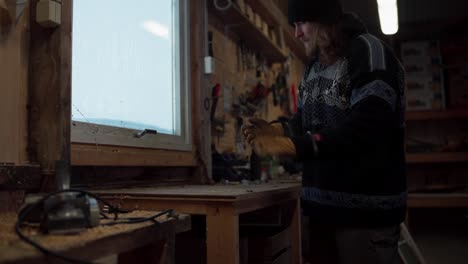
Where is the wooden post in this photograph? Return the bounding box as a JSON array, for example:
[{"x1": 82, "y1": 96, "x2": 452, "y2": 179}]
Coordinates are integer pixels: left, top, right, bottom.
[
  {"x1": 190, "y1": 0, "x2": 212, "y2": 184},
  {"x1": 28, "y1": 0, "x2": 72, "y2": 189},
  {"x1": 290, "y1": 198, "x2": 302, "y2": 264},
  {"x1": 206, "y1": 207, "x2": 240, "y2": 264},
  {"x1": 0, "y1": 0, "x2": 29, "y2": 165}
]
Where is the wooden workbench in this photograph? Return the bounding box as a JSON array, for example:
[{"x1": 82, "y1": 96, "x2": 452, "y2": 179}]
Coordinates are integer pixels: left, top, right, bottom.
[
  {"x1": 0, "y1": 211, "x2": 191, "y2": 264},
  {"x1": 95, "y1": 183, "x2": 302, "y2": 264}
]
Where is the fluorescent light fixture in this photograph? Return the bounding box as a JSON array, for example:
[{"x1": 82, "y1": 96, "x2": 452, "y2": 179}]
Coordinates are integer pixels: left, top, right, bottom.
[{"x1": 377, "y1": 0, "x2": 399, "y2": 35}]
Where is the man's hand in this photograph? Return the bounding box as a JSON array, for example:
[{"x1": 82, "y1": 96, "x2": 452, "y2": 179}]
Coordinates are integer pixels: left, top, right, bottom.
[
  {"x1": 242, "y1": 118, "x2": 284, "y2": 144},
  {"x1": 251, "y1": 136, "x2": 296, "y2": 157}
]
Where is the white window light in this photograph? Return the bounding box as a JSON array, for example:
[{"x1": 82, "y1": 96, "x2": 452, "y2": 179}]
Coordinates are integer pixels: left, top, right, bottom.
[
  {"x1": 71, "y1": 0, "x2": 191, "y2": 151},
  {"x1": 377, "y1": 0, "x2": 399, "y2": 35}
]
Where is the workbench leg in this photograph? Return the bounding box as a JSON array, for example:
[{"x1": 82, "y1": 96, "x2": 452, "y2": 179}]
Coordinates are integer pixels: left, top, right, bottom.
[
  {"x1": 206, "y1": 209, "x2": 239, "y2": 264},
  {"x1": 290, "y1": 198, "x2": 302, "y2": 264}
]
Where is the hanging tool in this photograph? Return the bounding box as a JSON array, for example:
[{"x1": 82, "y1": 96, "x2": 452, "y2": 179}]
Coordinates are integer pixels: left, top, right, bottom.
[
  {"x1": 271, "y1": 84, "x2": 278, "y2": 106},
  {"x1": 210, "y1": 83, "x2": 221, "y2": 122},
  {"x1": 208, "y1": 30, "x2": 214, "y2": 57},
  {"x1": 291, "y1": 84, "x2": 298, "y2": 113}
]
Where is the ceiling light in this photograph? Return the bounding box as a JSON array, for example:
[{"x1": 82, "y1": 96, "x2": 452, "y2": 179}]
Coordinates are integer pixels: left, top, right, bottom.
[{"x1": 377, "y1": 0, "x2": 399, "y2": 35}]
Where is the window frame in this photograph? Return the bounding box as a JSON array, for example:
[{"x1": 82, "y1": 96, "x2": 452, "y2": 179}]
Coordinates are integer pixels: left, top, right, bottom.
[{"x1": 70, "y1": 0, "x2": 192, "y2": 152}]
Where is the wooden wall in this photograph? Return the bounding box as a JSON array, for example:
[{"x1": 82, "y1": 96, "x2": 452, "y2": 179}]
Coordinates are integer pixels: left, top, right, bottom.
[{"x1": 0, "y1": 0, "x2": 29, "y2": 165}]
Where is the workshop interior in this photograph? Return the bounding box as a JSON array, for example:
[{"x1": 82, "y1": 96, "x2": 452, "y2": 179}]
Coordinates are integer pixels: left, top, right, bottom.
[{"x1": 1, "y1": 0, "x2": 468, "y2": 263}]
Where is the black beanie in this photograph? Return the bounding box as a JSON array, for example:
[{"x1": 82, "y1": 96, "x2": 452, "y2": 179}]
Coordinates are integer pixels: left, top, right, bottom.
[{"x1": 288, "y1": 0, "x2": 343, "y2": 25}]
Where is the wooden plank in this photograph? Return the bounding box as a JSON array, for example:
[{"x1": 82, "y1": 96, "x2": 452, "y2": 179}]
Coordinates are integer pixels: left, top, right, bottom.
[
  {"x1": 206, "y1": 207, "x2": 239, "y2": 264},
  {"x1": 101, "y1": 197, "x2": 223, "y2": 216},
  {"x1": 408, "y1": 193, "x2": 468, "y2": 208},
  {"x1": 289, "y1": 199, "x2": 301, "y2": 264},
  {"x1": 71, "y1": 166, "x2": 192, "y2": 188},
  {"x1": 99, "y1": 190, "x2": 300, "y2": 217},
  {"x1": 406, "y1": 109, "x2": 468, "y2": 121},
  {"x1": 189, "y1": 0, "x2": 212, "y2": 183},
  {"x1": 94, "y1": 183, "x2": 301, "y2": 200},
  {"x1": 233, "y1": 189, "x2": 300, "y2": 214},
  {"x1": 406, "y1": 152, "x2": 468, "y2": 164},
  {"x1": 58, "y1": 0, "x2": 72, "y2": 165},
  {"x1": 71, "y1": 143, "x2": 197, "y2": 166},
  {"x1": 28, "y1": 0, "x2": 71, "y2": 175},
  {"x1": 0, "y1": 1, "x2": 29, "y2": 164}
]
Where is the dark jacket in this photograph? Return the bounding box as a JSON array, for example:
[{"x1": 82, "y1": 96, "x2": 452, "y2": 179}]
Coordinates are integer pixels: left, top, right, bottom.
[{"x1": 288, "y1": 14, "x2": 407, "y2": 227}]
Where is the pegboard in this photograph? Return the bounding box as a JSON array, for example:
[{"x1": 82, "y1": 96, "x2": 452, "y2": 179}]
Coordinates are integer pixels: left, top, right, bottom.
[{"x1": 207, "y1": 24, "x2": 305, "y2": 155}]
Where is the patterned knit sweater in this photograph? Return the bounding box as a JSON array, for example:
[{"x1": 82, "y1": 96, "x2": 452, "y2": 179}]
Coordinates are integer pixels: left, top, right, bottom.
[{"x1": 288, "y1": 16, "x2": 407, "y2": 227}]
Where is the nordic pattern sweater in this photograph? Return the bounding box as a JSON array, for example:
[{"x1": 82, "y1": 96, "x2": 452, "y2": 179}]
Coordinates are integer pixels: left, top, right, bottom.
[{"x1": 288, "y1": 29, "x2": 407, "y2": 227}]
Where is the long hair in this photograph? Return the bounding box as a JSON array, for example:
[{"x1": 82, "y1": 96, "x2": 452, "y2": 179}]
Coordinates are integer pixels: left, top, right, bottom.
[
  {"x1": 316, "y1": 23, "x2": 346, "y2": 65},
  {"x1": 316, "y1": 13, "x2": 367, "y2": 65}
]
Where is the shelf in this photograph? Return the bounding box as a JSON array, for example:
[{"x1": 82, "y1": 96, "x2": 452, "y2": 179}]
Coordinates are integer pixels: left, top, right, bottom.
[
  {"x1": 408, "y1": 193, "x2": 468, "y2": 208},
  {"x1": 406, "y1": 109, "x2": 468, "y2": 121},
  {"x1": 245, "y1": 0, "x2": 308, "y2": 64},
  {"x1": 406, "y1": 152, "x2": 468, "y2": 164},
  {"x1": 208, "y1": 2, "x2": 286, "y2": 63}
]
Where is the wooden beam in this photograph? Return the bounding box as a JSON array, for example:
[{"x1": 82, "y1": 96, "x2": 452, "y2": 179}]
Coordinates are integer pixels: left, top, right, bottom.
[
  {"x1": 71, "y1": 144, "x2": 197, "y2": 167},
  {"x1": 28, "y1": 0, "x2": 71, "y2": 176},
  {"x1": 0, "y1": 1, "x2": 29, "y2": 165},
  {"x1": 190, "y1": 1, "x2": 212, "y2": 183},
  {"x1": 71, "y1": 166, "x2": 192, "y2": 188},
  {"x1": 408, "y1": 193, "x2": 468, "y2": 208}
]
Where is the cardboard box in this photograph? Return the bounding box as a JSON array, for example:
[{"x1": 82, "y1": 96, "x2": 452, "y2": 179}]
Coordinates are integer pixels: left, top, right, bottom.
[
  {"x1": 402, "y1": 40, "x2": 446, "y2": 111},
  {"x1": 447, "y1": 65, "x2": 468, "y2": 108},
  {"x1": 406, "y1": 91, "x2": 444, "y2": 111},
  {"x1": 401, "y1": 41, "x2": 440, "y2": 60}
]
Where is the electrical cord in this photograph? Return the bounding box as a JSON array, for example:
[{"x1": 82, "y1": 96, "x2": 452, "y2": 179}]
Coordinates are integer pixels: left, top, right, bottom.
[
  {"x1": 15, "y1": 189, "x2": 174, "y2": 264},
  {"x1": 100, "y1": 209, "x2": 173, "y2": 226}
]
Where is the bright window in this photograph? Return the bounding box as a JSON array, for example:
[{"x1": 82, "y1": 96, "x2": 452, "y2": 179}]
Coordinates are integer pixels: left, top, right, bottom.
[{"x1": 71, "y1": 0, "x2": 191, "y2": 150}]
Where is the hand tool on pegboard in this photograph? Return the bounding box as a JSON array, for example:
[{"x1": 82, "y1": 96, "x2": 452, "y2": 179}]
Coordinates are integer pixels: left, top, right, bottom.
[
  {"x1": 291, "y1": 84, "x2": 298, "y2": 113},
  {"x1": 210, "y1": 83, "x2": 221, "y2": 122}
]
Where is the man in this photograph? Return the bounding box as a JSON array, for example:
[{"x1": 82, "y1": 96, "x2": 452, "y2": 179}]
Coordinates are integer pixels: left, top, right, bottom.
[{"x1": 243, "y1": 0, "x2": 407, "y2": 263}]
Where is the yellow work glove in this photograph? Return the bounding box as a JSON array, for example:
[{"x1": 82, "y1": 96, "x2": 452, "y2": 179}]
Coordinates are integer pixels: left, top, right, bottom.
[
  {"x1": 250, "y1": 136, "x2": 296, "y2": 157},
  {"x1": 242, "y1": 118, "x2": 284, "y2": 145}
]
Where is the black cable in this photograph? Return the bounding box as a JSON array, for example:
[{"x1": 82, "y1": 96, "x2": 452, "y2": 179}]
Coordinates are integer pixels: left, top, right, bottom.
[
  {"x1": 16, "y1": 189, "x2": 173, "y2": 264},
  {"x1": 15, "y1": 193, "x2": 95, "y2": 264},
  {"x1": 100, "y1": 209, "x2": 172, "y2": 226}
]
